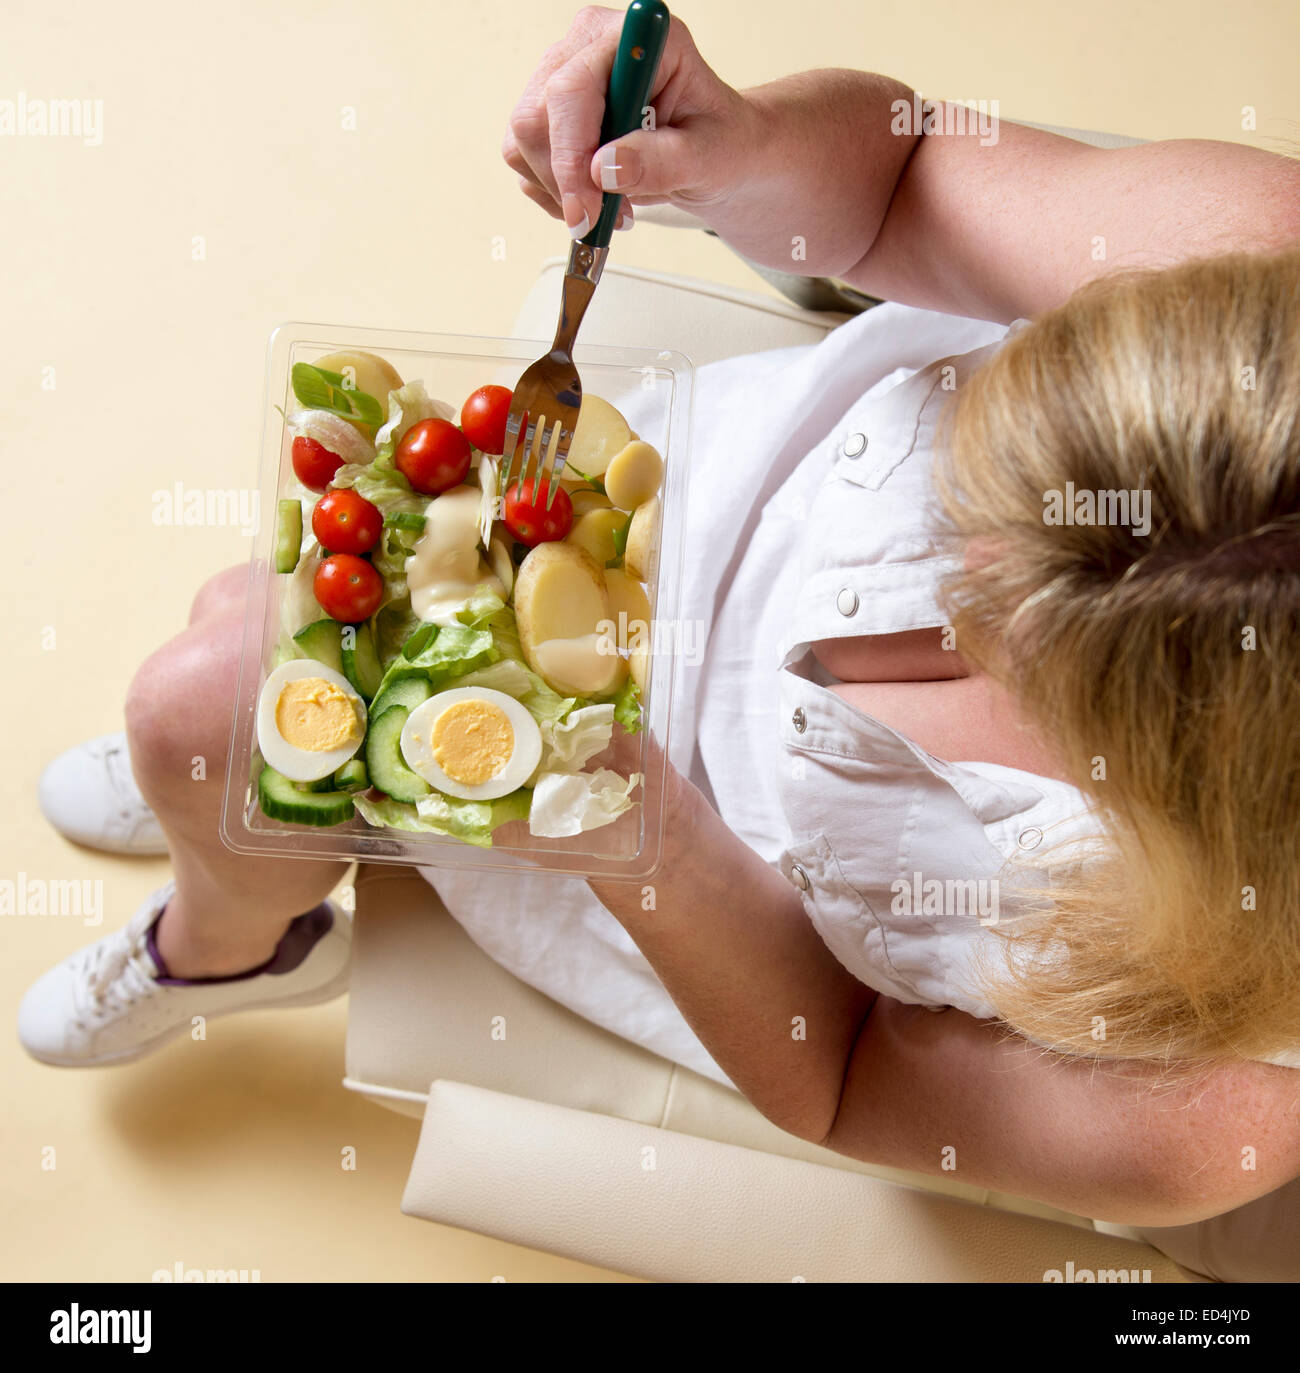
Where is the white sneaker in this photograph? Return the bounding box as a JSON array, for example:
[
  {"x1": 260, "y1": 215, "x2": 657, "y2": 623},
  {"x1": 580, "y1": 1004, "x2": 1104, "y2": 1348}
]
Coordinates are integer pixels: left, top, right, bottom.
[
  {"x1": 17, "y1": 882, "x2": 351, "y2": 1067},
  {"x1": 38, "y1": 732, "x2": 168, "y2": 856}
]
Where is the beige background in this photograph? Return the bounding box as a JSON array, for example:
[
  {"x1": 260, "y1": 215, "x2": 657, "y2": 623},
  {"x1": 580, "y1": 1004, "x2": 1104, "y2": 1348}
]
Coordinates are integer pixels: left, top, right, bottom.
[{"x1": 2, "y1": 0, "x2": 1294, "y2": 1283}]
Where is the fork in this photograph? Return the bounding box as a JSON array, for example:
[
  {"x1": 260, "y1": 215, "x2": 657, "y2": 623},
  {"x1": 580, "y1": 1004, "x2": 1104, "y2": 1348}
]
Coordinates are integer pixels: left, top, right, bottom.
[{"x1": 498, "y1": 0, "x2": 670, "y2": 512}]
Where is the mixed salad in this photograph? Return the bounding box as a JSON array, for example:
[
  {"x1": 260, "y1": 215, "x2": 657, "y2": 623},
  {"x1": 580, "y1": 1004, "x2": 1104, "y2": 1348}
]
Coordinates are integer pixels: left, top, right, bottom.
[{"x1": 256, "y1": 349, "x2": 664, "y2": 848}]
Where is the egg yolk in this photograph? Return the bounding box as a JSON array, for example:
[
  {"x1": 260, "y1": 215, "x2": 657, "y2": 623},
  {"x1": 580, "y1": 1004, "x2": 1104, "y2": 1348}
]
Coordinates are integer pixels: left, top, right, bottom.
[
  {"x1": 431, "y1": 700, "x2": 514, "y2": 785},
  {"x1": 275, "y1": 678, "x2": 361, "y2": 753}
]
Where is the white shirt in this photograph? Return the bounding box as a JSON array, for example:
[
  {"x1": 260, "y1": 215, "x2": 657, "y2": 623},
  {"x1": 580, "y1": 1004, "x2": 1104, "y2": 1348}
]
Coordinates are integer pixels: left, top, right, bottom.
[{"x1": 418, "y1": 300, "x2": 1299, "y2": 1280}]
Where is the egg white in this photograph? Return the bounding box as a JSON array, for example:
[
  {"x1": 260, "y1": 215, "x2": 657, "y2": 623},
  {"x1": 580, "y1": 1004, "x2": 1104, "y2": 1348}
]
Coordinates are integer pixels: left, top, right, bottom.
[
  {"x1": 400, "y1": 686, "x2": 542, "y2": 801},
  {"x1": 256, "y1": 659, "x2": 367, "y2": 783}
]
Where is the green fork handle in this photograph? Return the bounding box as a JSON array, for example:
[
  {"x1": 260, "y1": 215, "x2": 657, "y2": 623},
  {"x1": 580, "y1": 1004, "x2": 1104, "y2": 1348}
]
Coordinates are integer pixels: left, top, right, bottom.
[{"x1": 581, "y1": 0, "x2": 671, "y2": 250}]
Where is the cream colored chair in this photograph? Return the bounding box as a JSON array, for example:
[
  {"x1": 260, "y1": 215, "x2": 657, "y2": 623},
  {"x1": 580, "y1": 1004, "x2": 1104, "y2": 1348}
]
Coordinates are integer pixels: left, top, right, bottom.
[{"x1": 344, "y1": 119, "x2": 1209, "y2": 1283}]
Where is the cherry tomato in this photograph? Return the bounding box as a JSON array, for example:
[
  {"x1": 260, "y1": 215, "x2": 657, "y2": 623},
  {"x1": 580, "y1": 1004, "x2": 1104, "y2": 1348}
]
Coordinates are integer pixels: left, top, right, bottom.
[
  {"x1": 311, "y1": 488, "x2": 382, "y2": 556},
  {"x1": 291, "y1": 435, "x2": 344, "y2": 492},
  {"x1": 394, "y1": 418, "x2": 472, "y2": 495},
  {"x1": 460, "y1": 385, "x2": 513, "y2": 455},
  {"x1": 504, "y1": 478, "x2": 573, "y2": 546},
  {"x1": 314, "y1": 553, "x2": 383, "y2": 623}
]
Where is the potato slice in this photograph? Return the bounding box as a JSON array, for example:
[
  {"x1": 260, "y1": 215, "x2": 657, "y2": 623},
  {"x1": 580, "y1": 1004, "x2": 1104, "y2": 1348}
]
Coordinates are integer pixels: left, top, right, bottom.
[
  {"x1": 603, "y1": 440, "x2": 664, "y2": 511},
  {"x1": 567, "y1": 508, "x2": 629, "y2": 566},
  {"x1": 623, "y1": 496, "x2": 660, "y2": 583},
  {"x1": 532, "y1": 635, "x2": 626, "y2": 696},
  {"x1": 568, "y1": 487, "x2": 614, "y2": 517},
  {"x1": 629, "y1": 640, "x2": 649, "y2": 692},
  {"x1": 567, "y1": 395, "x2": 632, "y2": 477},
  {"x1": 604, "y1": 567, "x2": 652, "y2": 652},
  {"x1": 311, "y1": 350, "x2": 404, "y2": 427},
  {"x1": 514, "y1": 542, "x2": 625, "y2": 695}
]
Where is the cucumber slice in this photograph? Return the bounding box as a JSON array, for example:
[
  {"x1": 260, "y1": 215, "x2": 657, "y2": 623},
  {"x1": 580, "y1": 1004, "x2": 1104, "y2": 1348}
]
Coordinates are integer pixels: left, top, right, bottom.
[
  {"x1": 401, "y1": 623, "x2": 437, "y2": 660},
  {"x1": 292, "y1": 619, "x2": 344, "y2": 673},
  {"x1": 258, "y1": 766, "x2": 355, "y2": 826},
  {"x1": 371, "y1": 676, "x2": 433, "y2": 720},
  {"x1": 298, "y1": 774, "x2": 338, "y2": 793},
  {"x1": 333, "y1": 759, "x2": 369, "y2": 792},
  {"x1": 341, "y1": 622, "x2": 382, "y2": 700},
  {"x1": 365, "y1": 705, "x2": 430, "y2": 804},
  {"x1": 275, "y1": 499, "x2": 303, "y2": 574},
  {"x1": 384, "y1": 511, "x2": 427, "y2": 533}
]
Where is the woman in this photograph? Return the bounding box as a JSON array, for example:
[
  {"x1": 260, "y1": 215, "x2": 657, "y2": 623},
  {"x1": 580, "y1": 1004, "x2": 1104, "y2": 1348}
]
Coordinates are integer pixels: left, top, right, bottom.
[{"x1": 21, "y1": 8, "x2": 1300, "y2": 1280}]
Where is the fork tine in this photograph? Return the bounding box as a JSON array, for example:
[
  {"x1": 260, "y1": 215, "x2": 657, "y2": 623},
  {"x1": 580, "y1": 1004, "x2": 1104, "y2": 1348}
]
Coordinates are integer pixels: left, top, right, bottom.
[
  {"x1": 522, "y1": 414, "x2": 546, "y2": 493},
  {"x1": 542, "y1": 421, "x2": 568, "y2": 510},
  {"x1": 540, "y1": 418, "x2": 559, "y2": 498},
  {"x1": 499, "y1": 409, "x2": 524, "y2": 500},
  {"x1": 509, "y1": 414, "x2": 538, "y2": 499}
]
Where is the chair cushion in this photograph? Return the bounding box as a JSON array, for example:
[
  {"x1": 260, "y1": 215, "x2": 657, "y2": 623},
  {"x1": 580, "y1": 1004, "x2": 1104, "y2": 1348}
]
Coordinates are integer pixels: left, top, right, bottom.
[{"x1": 400, "y1": 1080, "x2": 1201, "y2": 1283}]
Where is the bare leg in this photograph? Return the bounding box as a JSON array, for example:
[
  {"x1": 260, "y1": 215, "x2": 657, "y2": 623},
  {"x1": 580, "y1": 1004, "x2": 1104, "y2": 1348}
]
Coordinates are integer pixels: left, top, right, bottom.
[{"x1": 125, "y1": 566, "x2": 348, "y2": 979}]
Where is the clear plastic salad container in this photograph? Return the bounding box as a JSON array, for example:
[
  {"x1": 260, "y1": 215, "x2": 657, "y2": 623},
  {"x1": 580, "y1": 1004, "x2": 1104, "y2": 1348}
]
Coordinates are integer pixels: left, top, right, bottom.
[{"x1": 220, "y1": 322, "x2": 693, "y2": 880}]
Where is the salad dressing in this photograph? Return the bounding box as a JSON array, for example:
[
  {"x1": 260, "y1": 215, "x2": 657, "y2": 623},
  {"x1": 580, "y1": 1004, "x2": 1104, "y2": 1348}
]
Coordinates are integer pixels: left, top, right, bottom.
[
  {"x1": 533, "y1": 631, "x2": 624, "y2": 695},
  {"x1": 405, "y1": 485, "x2": 504, "y2": 626}
]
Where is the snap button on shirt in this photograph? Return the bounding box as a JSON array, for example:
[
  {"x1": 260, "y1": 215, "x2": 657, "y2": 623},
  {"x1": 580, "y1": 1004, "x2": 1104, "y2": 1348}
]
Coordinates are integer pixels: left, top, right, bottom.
[
  {"x1": 791, "y1": 707, "x2": 807, "y2": 733},
  {"x1": 1017, "y1": 826, "x2": 1044, "y2": 850},
  {"x1": 843, "y1": 431, "x2": 868, "y2": 458},
  {"x1": 836, "y1": 586, "x2": 859, "y2": 617},
  {"x1": 790, "y1": 864, "x2": 810, "y2": 891}
]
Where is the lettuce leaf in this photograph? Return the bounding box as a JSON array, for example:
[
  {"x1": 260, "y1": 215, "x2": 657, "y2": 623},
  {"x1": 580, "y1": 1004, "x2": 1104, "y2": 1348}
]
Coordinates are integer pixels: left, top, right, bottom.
[
  {"x1": 404, "y1": 622, "x2": 497, "y2": 677},
  {"x1": 330, "y1": 459, "x2": 427, "y2": 519},
  {"x1": 606, "y1": 676, "x2": 642, "y2": 733},
  {"x1": 373, "y1": 599, "x2": 422, "y2": 670},
  {"x1": 528, "y1": 769, "x2": 642, "y2": 837},
  {"x1": 450, "y1": 659, "x2": 536, "y2": 698},
  {"x1": 454, "y1": 585, "x2": 509, "y2": 631},
  {"x1": 369, "y1": 522, "x2": 421, "y2": 602},
  {"x1": 287, "y1": 409, "x2": 376, "y2": 469},
  {"x1": 373, "y1": 380, "x2": 456, "y2": 465},
  {"x1": 372, "y1": 622, "x2": 498, "y2": 704},
  {"x1": 279, "y1": 541, "x2": 323, "y2": 637},
  {"x1": 534, "y1": 703, "x2": 615, "y2": 778},
  {"x1": 353, "y1": 787, "x2": 531, "y2": 848}
]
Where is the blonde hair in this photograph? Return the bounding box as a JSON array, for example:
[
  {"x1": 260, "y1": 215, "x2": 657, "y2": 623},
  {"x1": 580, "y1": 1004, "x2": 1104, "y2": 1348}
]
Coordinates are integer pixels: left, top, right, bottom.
[{"x1": 935, "y1": 246, "x2": 1300, "y2": 1069}]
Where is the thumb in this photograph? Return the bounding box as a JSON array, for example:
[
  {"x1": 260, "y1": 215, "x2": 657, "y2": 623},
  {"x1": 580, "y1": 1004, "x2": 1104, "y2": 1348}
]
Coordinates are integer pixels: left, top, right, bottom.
[{"x1": 589, "y1": 125, "x2": 710, "y2": 202}]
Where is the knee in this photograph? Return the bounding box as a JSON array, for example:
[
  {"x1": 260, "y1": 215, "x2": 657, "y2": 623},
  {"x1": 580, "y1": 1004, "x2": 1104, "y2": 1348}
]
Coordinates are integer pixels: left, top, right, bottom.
[
  {"x1": 188, "y1": 564, "x2": 249, "y2": 626},
  {"x1": 125, "y1": 613, "x2": 243, "y2": 797}
]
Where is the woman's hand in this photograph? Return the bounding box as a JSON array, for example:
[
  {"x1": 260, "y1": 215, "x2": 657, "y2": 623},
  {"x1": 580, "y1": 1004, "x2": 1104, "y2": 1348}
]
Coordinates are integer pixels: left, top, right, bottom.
[
  {"x1": 502, "y1": 5, "x2": 759, "y2": 239},
  {"x1": 503, "y1": 7, "x2": 924, "y2": 280}
]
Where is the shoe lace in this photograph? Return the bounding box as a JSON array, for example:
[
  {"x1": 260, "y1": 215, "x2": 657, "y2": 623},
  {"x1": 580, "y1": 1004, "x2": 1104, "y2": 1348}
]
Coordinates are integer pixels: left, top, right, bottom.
[{"x1": 71, "y1": 910, "x2": 163, "y2": 1025}]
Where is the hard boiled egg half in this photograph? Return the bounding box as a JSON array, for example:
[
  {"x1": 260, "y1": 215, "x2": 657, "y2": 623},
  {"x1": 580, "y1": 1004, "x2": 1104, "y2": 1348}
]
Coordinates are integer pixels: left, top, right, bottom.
[
  {"x1": 400, "y1": 686, "x2": 542, "y2": 801},
  {"x1": 257, "y1": 659, "x2": 367, "y2": 783}
]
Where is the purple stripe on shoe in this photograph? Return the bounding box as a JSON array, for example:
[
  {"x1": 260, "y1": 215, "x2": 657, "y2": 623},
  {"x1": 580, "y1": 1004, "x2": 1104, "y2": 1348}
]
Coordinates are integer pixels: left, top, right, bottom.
[{"x1": 147, "y1": 903, "x2": 334, "y2": 986}]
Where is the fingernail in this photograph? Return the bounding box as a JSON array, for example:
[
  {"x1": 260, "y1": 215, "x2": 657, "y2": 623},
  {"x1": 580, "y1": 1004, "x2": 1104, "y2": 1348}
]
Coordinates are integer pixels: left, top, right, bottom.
[
  {"x1": 562, "y1": 194, "x2": 590, "y2": 239},
  {"x1": 615, "y1": 207, "x2": 633, "y2": 231},
  {"x1": 600, "y1": 142, "x2": 640, "y2": 192}
]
